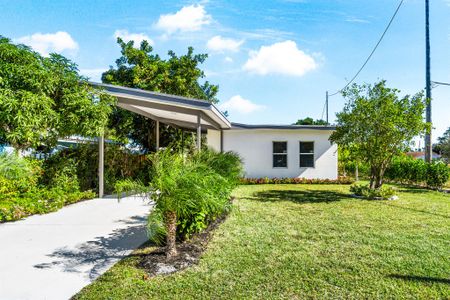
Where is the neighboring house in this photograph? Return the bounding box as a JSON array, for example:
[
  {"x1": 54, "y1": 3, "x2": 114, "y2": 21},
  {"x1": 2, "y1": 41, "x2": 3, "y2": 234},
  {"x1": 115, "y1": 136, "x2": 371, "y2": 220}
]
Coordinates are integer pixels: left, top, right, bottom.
[
  {"x1": 406, "y1": 151, "x2": 441, "y2": 160},
  {"x1": 92, "y1": 83, "x2": 339, "y2": 189}
]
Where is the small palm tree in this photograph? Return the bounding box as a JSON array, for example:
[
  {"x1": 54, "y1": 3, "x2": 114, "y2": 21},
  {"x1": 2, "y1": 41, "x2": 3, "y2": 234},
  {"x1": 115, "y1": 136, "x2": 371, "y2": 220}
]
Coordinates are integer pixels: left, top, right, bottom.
[{"x1": 148, "y1": 148, "x2": 238, "y2": 258}]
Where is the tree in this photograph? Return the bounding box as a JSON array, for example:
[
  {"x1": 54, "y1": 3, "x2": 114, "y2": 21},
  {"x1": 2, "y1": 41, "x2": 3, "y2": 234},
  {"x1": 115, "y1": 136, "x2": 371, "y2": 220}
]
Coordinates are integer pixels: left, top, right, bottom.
[
  {"x1": 434, "y1": 127, "x2": 450, "y2": 162},
  {"x1": 102, "y1": 38, "x2": 219, "y2": 152},
  {"x1": 330, "y1": 81, "x2": 427, "y2": 189},
  {"x1": 294, "y1": 117, "x2": 328, "y2": 125},
  {"x1": 0, "y1": 36, "x2": 114, "y2": 151}
]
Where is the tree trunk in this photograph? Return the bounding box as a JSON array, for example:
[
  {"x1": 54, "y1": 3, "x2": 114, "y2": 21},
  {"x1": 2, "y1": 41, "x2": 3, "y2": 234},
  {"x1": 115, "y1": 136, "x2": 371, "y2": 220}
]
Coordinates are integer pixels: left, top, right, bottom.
[
  {"x1": 355, "y1": 163, "x2": 359, "y2": 181},
  {"x1": 370, "y1": 166, "x2": 384, "y2": 189},
  {"x1": 164, "y1": 211, "x2": 178, "y2": 259}
]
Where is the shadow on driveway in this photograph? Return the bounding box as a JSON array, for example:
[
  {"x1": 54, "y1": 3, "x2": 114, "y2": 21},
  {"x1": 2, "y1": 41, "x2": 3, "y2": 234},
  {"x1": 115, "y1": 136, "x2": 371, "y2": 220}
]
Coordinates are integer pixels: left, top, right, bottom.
[{"x1": 34, "y1": 215, "x2": 147, "y2": 280}]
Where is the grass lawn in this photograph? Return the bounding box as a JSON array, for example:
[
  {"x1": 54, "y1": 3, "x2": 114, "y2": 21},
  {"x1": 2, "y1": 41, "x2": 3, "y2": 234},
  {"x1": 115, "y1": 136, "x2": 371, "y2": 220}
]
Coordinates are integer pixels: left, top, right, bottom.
[{"x1": 75, "y1": 184, "x2": 450, "y2": 299}]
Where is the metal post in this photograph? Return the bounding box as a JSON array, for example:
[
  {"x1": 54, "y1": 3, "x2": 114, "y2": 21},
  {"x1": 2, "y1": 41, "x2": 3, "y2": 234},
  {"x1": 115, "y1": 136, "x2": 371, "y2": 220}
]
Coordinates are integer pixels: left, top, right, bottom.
[
  {"x1": 98, "y1": 135, "x2": 104, "y2": 198},
  {"x1": 425, "y1": 0, "x2": 432, "y2": 163},
  {"x1": 196, "y1": 114, "x2": 201, "y2": 151},
  {"x1": 326, "y1": 91, "x2": 329, "y2": 124},
  {"x1": 156, "y1": 120, "x2": 160, "y2": 151}
]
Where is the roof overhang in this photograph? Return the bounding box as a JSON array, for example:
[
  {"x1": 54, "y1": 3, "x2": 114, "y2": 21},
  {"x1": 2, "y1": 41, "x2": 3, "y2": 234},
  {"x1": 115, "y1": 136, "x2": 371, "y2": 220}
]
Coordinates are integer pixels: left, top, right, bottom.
[
  {"x1": 230, "y1": 123, "x2": 336, "y2": 131},
  {"x1": 92, "y1": 82, "x2": 231, "y2": 130}
]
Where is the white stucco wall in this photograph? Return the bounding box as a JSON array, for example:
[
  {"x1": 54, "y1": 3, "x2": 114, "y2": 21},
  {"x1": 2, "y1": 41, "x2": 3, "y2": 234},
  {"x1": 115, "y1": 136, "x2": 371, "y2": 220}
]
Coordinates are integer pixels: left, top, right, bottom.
[
  {"x1": 206, "y1": 129, "x2": 221, "y2": 152},
  {"x1": 213, "y1": 129, "x2": 337, "y2": 179}
]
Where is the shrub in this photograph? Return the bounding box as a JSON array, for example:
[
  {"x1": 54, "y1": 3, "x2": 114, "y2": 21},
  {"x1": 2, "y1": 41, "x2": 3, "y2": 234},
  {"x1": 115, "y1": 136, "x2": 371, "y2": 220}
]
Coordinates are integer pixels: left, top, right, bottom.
[
  {"x1": 385, "y1": 155, "x2": 449, "y2": 189},
  {"x1": 41, "y1": 143, "x2": 149, "y2": 193},
  {"x1": 426, "y1": 162, "x2": 450, "y2": 190},
  {"x1": 116, "y1": 148, "x2": 243, "y2": 257},
  {"x1": 240, "y1": 177, "x2": 354, "y2": 185},
  {"x1": 350, "y1": 184, "x2": 396, "y2": 200}
]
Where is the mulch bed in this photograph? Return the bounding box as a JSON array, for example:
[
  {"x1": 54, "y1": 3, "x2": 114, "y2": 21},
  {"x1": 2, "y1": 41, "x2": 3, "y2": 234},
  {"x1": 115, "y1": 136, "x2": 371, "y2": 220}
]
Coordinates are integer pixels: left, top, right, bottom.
[{"x1": 138, "y1": 201, "x2": 232, "y2": 278}]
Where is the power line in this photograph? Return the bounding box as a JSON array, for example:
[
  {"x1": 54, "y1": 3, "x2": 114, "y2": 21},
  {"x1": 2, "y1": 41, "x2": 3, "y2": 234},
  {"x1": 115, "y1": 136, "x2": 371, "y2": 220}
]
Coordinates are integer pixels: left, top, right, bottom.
[{"x1": 329, "y1": 0, "x2": 405, "y2": 97}]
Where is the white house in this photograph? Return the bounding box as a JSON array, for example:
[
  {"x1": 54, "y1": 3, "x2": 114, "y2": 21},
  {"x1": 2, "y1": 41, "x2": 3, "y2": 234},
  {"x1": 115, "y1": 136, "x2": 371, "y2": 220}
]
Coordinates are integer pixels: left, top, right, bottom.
[
  {"x1": 207, "y1": 125, "x2": 337, "y2": 179},
  {"x1": 93, "y1": 83, "x2": 338, "y2": 195}
]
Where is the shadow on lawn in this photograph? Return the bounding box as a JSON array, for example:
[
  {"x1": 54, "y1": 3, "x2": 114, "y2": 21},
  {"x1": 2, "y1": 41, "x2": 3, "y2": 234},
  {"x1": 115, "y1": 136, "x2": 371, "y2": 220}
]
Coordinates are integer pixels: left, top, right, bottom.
[
  {"x1": 248, "y1": 189, "x2": 349, "y2": 204},
  {"x1": 388, "y1": 274, "x2": 450, "y2": 285}
]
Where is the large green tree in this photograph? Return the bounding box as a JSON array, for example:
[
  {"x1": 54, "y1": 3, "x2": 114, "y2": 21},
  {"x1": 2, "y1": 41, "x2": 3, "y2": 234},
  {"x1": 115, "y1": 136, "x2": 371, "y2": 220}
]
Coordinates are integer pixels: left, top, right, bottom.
[
  {"x1": 330, "y1": 81, "x2": 427, "y2": 189},
  {"x1": 0, "y1": 36, "x2": 114, "y2": 151},
  {"x1": 103, "y1": 38, "x2": 219, "y2": 152}
]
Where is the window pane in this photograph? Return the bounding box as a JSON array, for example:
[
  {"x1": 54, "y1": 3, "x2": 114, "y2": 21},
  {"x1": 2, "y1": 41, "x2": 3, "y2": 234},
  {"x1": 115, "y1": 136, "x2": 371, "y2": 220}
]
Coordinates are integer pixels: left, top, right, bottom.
[
  {"x1": 273, "y1": 142, "x2": 287, "y2": 154},
  {"x1": 273, "y1": 154, "x2": 287, "y2": 168},
  {"x1": 300, "y1": 142, "x2": 314, "y2": 154},
  {"x1": 300, "y1": 154, "x2": 314, "y2": 168}
]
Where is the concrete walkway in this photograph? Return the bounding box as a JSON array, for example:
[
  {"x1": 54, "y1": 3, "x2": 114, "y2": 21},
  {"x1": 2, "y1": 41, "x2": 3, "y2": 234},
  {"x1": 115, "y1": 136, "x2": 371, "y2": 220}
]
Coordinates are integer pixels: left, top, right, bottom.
[{"x1": 0, "y1": 195, "x2": 151, "y2": 300}]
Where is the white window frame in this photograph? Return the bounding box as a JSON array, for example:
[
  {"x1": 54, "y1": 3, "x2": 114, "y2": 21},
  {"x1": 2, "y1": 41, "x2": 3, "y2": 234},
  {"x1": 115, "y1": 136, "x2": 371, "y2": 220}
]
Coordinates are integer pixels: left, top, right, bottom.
[
  {"x1": 299, "y1": 141, "x2": 315, "y2": 168},
  {"x1": 273, "y1": 141, "x2": 288, "y2": 168}
]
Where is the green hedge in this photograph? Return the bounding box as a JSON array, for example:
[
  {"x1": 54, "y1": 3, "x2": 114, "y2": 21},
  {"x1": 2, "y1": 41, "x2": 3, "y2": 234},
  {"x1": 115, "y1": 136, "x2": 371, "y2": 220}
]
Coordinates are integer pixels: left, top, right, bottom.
[{"x1": 385, "y1": 156, "x2": 449, "y2": 189}]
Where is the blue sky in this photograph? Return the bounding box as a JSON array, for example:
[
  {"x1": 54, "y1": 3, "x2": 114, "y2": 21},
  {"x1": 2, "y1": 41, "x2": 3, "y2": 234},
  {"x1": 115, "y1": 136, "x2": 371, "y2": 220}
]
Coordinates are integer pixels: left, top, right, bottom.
[{"x1": 1, "y1": 0, "x2": 449, "y2": 143}]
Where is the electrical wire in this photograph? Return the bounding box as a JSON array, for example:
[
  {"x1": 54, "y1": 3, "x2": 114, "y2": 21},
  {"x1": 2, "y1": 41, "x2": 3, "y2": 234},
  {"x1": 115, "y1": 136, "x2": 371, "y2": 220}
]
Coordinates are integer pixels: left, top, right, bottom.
[{"x1": 329, "y1": 0, "x2": 405, "y2": 97}]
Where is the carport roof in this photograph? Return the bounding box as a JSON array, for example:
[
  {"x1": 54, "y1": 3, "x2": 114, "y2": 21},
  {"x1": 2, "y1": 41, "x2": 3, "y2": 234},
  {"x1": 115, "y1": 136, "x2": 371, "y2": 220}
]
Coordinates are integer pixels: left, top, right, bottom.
[{"x1": 91, "y1": 82, "x2": 231, "y2": 130}]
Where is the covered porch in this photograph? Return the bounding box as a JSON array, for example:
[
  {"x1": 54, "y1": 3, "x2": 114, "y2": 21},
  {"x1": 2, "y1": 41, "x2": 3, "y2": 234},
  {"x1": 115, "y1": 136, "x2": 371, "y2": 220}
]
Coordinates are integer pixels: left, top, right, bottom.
[{"x1": 92, "y1": 83, "x2": 231, "y2": 197}]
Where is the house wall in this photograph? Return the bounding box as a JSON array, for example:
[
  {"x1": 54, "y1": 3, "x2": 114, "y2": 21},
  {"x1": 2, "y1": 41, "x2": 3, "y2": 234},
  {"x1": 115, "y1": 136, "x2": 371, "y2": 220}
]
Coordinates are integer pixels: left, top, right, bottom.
[
  {"x1": 207, "y1": 128, "x2": 338, "y2": 179},
  {"x1": 206, "y1": 129, "x2": 221, "y2": 152}
]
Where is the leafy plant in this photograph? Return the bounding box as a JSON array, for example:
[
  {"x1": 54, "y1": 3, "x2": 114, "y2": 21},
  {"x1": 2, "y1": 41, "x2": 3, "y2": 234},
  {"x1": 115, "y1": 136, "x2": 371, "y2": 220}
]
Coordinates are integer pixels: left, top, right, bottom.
[
  {"x1": 330, "y1": 80, "x2": 427, "y2": 189},
  {"x1": 0, "y1": 36, "x2": 114, "y2": 151},
  {"x1": 241, "y1": 177, "x2": 355, "y2": 185},
  {"x1": 350, "y1": 184, "x2": 396, "y2": 200}
]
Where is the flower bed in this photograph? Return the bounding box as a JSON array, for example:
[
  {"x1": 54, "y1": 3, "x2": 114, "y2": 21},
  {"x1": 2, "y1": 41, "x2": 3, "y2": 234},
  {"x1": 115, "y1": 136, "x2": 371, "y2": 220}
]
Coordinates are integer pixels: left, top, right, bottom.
[{"x1": 240, "y1": 176, "x2": 354, "y2": 185}]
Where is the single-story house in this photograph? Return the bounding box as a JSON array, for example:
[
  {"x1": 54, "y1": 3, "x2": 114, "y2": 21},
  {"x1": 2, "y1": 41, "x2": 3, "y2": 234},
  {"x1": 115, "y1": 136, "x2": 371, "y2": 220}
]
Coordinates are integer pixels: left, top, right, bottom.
[{"x1": 93, "y1": 83, "x2": 338, "y2": 196}]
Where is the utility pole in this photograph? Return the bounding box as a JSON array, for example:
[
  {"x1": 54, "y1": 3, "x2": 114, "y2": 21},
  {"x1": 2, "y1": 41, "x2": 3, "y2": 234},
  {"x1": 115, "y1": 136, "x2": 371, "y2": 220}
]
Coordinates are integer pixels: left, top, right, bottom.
[
  {"x1": 326, "y1": 91, "x2": 329, "y2": 124},
  {"x1": 425, "y1": 0, "x2": 432, "y2": 163}
]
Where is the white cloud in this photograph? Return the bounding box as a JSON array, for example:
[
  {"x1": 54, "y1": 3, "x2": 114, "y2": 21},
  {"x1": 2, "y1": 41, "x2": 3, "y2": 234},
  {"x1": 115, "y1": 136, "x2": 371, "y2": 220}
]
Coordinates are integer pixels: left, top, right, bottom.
[
  {"x1": 79, "y1": 68, "x2": 108, "y2": 81},
  {"x1": 113, "y1": 29, "x2": 153, "y2": 46},
  {"x1": 243, "y1": 40, "x2": 317, "y2": 76},
  {"x1": 16, "y1": 31, "x2": 78, "y2": 56},
  {"x1": 345, "y1": 17, "x2": 370, "y2": 24},
  {"x1": 219, "y1": 95, "x2": 265, "y2": 114},
  {"x1": 154, "y1": 4, "x2": 212, "y2": 34},
  {"x1": 206, "y1": 35, "x2": 244, "y2": 52},
  {"x1": 225, "y1": 56, "x2": 233, "y2": 63}
]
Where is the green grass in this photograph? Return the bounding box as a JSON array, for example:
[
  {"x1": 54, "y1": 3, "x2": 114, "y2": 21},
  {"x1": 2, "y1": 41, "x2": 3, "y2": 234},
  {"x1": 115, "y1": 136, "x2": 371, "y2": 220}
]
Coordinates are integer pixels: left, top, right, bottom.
[{"x1": 75, "y1": 184, "x2": 450, "y2": 299}]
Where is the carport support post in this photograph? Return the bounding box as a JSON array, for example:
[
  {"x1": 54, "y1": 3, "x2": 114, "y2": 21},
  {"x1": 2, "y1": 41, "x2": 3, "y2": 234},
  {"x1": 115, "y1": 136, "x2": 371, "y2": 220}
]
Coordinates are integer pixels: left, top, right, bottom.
[
  {"x1": 196, "y1": 114, "x2": 201, "y2": 151},
  {"x1": 156, "y1": 120, "x2": 160, "y2": 150},
  {"x1": 98, "y1": 135, "x2": 104, "y2": 198}
]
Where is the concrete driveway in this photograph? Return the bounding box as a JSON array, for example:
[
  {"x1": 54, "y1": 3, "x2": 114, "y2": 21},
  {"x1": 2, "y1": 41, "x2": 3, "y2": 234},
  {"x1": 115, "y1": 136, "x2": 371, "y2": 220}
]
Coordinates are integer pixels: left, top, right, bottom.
[{"x1": 0, "y1": 195, "x2": 151, "y2": 300}]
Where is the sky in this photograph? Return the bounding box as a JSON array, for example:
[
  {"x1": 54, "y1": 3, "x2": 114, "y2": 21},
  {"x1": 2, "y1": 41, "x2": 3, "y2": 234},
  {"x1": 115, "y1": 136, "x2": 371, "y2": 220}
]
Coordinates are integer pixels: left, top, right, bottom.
[{"x1": 1, "y1": 0, "x2": 449, "y2": 144}]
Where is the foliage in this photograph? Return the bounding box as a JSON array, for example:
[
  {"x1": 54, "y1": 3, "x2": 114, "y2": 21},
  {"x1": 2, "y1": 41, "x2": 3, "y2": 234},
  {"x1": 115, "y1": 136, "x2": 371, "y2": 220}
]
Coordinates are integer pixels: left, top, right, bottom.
[
  {"x1": 434, "y1": 127, "x2": 450, "y2": 162},
  {"x1": 113, "y1": 179, "x2": 150, "y2": 198},
  {"x1": 293, "y1": 117, "x2": 328, "y2": 125},
  {"x1": 385, "y1": 155, "x2": 450, "y2": 189},
  {"x1": 144, "y1": 147, "x2": 241, "y2": 256},
  {"x1": 0, "y1": 36, "x2": 114, "y2": 150},
  {"x1": 0, "y1": 152, "x2": 95, "y2": 222},
  {"x1": 425, "y1": 161, "x2": 450, "y2": 190},
  {"x1": 330, "y1": 80, "x2": 427, "y2": 189},
  {"x1": 75, "y1": 184, "x2": 450, "y2": 300},
  {"x1": 350, "y1": 183, "x2": 397, "y2": 200},
  {"x1": 240, "y1": 176, "x2": 355, "y2": 185},
  {"x1": 102, "y1": 38, "x2": 218, "y2": 152},
  {"x1": 42, "y1": 143, "x2": 149, "y2": 193}
]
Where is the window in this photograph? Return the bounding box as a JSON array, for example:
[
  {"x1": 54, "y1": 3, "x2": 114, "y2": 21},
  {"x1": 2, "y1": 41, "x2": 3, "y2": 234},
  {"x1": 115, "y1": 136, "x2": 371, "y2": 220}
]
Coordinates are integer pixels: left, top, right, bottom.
[
  {"x1": 273, "y1": 141, "x2": 287, "y2": 168},
  {"x1": 300, "y1": 142, "x2": 314, "y2": 168}
]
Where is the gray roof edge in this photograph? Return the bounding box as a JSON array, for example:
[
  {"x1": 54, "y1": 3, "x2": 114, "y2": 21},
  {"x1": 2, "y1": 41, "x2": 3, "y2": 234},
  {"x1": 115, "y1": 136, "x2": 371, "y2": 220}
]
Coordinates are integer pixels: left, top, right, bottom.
[
  {"x1": 230, "y1": 123, "x2": 336, "y2": 130},
  {"x1": 90, "y1": 82, "x2": 231, "y2": 127}
]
